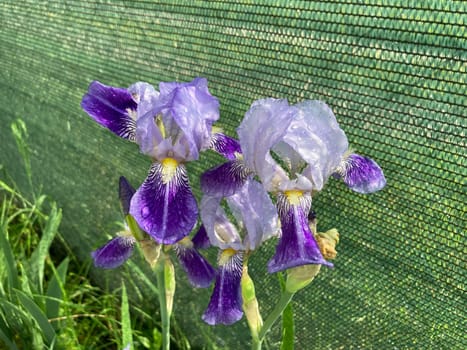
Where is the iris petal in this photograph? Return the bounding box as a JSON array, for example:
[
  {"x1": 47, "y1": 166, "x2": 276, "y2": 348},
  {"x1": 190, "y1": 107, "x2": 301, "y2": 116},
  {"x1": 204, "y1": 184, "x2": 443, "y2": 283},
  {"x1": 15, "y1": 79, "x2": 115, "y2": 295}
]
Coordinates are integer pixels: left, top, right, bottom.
[
  {"x1": 210, "y1": 133, "x2": 242, "y2": 160},
  {"x1": 175, "y1": 244, "x2": 215, "y2": 288},
  {"x1": 91, "y1": 236, "x2": 136, "y2": 269},
  {"x1": 202, "y1": 251, "x2": 243, "y2": 325},
  {"x1": 192, "y1": 225, "x2": 211, "y2": 249},
  {"x1": 81, "y1": 81, "x2": 137, "y2": 140},
  {"x1": 130, "y1": 162, "x2": 198, "y2": 244},
  {"x1": 339, "y1": 154, "x2": 386, "y2": 194},
  {"x1": 119, "y1": 176, "x2": 136, "y2": 216},
  {"x1": 200, "y1": 160, "x2": 251, "y2": 197},
  {"x1": 268, "y1": 196, "x2": 331, "y2": 273}
]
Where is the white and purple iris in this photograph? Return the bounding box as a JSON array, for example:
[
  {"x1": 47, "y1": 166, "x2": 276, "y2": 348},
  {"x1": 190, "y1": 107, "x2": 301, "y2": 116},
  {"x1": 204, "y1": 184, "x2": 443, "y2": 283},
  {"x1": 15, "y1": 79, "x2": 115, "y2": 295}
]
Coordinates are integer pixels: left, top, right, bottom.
[
  {"x1": 81, "y1": 77, "x2": 219, "y2": 245},
  {"x1": 200, "y1": 178, "x2": 280, "y2": 325},
  {"x1": 201, "y1": 98, "x2": 386, "y2": 276},
  {"x1": 83, "y1": 77, "x2": 386, "y2": 327}
]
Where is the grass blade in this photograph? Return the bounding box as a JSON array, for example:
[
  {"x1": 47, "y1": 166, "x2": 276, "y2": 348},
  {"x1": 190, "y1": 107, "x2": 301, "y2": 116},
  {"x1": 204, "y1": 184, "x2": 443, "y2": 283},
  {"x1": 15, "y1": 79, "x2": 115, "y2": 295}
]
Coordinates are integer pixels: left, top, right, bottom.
[
  {"x1": 46, "y1": 258, "x2": 69, "y2": 321},
  {"x1": 0, "y1": 327, "x2": 19, "y2": 350},
  {"x1": 15, "y1": 289, "x2": 56, "y2": 346},
  {"x1": 29, "y1": 205, "x2": 62, "y2": 294},
  {"x1": 121, "y1": 283, "x2": 133, "y2": 350},
  {"x1": 0, "y1": 222, "x2": 19, "y2": 292}
]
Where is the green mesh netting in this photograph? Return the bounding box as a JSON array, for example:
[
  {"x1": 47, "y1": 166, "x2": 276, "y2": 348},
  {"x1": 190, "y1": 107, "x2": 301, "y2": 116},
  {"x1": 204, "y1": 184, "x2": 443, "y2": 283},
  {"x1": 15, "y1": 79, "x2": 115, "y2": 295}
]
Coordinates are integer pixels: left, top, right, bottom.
[{"x1": 0, "y1": 1, "x2": 465, "y2": 349}]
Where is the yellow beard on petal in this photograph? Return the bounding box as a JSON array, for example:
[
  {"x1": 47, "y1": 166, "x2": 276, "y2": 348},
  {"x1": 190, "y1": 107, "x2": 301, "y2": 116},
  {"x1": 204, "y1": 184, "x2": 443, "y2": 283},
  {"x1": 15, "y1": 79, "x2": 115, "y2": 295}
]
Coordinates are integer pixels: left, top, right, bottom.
[
  {"x1": 218, "y1": 248, "x2": 237, "y2": 266},
  {"x1": 161, "y1": 157, "x2": 179, "y2": 184},
  {"x1": 284, "y1": 189, "x2": 303, "y2": 205}
]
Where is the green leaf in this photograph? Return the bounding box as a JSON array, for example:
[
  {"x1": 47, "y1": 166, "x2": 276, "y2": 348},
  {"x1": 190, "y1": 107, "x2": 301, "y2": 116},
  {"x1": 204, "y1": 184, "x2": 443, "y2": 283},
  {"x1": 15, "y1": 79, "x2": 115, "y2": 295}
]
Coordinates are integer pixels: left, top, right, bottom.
[
  {"x1": 28, "y1": 205, "x2": 62, "y2": 294},
  {"x1": 46, "y1": 258, "x2": 69, "y2": 321},
  {"x1": 0, "y1": 327, "x2": 19, "y2": 350},
  {"x1": 0, "y1": 222, "x2": 19, "y2": 292},
  {"x1": 15, "y1": 289, "x2": 56, "y2": 346},
  {"x1": 121, "y1": 283, "x2": 133, "y2": 350}
]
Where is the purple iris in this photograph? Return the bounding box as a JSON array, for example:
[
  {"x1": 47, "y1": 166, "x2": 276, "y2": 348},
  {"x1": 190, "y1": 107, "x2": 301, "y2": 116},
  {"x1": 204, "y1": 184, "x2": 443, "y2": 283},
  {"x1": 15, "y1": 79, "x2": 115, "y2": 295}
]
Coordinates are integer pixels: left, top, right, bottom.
[
  {"x1": 236, "y1": 99, "x2": 350, "y2": 272},
  {"x1": 200, "y1": 179, "x2": 280, "y2": 325},
  {"x1": 91, "y1": 177, "x2": 215, "y2": 288},
  {"x1": 82, "y1": 78, "x2": 220, "y2": 245}
]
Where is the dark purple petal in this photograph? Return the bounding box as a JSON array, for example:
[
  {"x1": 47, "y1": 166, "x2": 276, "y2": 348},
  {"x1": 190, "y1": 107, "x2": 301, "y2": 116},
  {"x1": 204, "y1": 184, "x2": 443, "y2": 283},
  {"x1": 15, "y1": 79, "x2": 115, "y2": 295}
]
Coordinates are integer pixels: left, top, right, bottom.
[
  {"x1": 119, "y1": 176, "x2": 136, "y2": 216},
  {"x1": 81, "y1": 81, "x2": 137, "y2": 140},
  {"x1": 130, "y1": 162, "x2": 198, "y2": 244},
  {"x1": 200, "y1": 160, "x2": 251, "y2": 197},
  {"x1": 91, "y1": 236, "x2": 136, "y2": 269},
  {"x1": 202, "y1": 251, "x2": 243, "y2": 325},
  {"x1": 210, "y1": 133, "x2": 242, "y2": 160},
  {"x1": 340, "y1": 154, "x2": 386, "y2": 194},
  {"x1": 268, "y1": 198, "x2": 331, "y2": 273},
  {"x1": 192, "y1": 225, "x2": 211, "y2": 249},
  {"x1": 175, "y1": 244, "x2": 215, "y2": 288}
]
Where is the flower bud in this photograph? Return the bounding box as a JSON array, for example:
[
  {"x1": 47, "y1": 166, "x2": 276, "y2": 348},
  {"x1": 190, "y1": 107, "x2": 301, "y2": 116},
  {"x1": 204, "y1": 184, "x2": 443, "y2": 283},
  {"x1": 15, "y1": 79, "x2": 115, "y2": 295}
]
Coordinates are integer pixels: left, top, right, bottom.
[
  {"x1": 241, "y1": 265, "x2": 263, "y2": 340},
  {"x1": 286, "y1": 264, "x2": 321, "y2": 293}
]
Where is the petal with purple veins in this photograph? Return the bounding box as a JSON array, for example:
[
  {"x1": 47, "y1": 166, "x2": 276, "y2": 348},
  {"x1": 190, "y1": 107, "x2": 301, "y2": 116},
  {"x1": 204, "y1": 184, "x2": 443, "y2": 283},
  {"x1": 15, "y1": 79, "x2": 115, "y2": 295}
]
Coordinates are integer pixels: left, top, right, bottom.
[
  {"x1": 91, "y1": 236, "x2": 136, "y2": 269},
  {"x1": 202, "y1": 251, "x2": 243, "y2": 325},
  {"x1": 130, "y1": 161, "x2": 198, "y2": 244},
  {"x1": 268, "y1": 195, "x2": 332, "y2": 273},
  {"x1": 200, "y1": 160, "x2": 251, "y2": 197},
  {"x1": 81, "y1": 81, "x2": 137, "y2": 141},
  {"x1": 210, "y1": 133, "x2": 242, "y2": 160},
  {"x1": 175, "y1": 243, "x2": 215, "y2": 288},
  {"x1": 339, "y1": 153, "x2": 386, "y2": 194}
]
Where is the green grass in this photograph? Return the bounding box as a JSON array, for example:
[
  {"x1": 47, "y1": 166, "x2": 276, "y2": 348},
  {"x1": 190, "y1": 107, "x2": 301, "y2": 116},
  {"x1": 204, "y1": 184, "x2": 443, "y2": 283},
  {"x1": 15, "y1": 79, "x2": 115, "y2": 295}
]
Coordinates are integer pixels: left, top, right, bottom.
[{"x1": 0, "y1": 176, "x2": 189, "y2": 350}]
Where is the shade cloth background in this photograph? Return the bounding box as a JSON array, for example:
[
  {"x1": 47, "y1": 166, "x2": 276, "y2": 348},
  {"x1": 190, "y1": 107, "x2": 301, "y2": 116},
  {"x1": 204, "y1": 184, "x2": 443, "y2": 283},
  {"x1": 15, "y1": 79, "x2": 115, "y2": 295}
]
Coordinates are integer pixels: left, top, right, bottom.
[{"x1": 0, "y1": 1, "x2": 465, "y2": 349}]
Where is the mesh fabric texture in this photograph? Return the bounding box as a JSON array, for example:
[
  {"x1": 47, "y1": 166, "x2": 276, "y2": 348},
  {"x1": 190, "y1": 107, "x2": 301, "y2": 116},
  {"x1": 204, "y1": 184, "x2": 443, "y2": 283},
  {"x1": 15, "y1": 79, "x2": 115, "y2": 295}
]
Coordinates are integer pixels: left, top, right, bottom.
[{"x1": 0, "y1": 1, "x2": 465, "y2": 349}]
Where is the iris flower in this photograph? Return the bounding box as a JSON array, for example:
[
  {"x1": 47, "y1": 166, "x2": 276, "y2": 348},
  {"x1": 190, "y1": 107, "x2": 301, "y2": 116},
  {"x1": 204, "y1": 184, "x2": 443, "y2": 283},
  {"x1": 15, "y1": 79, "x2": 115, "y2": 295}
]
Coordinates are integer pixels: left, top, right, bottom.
[
  {"x1": 82, "y1": 77, "x2": 220, "y2": 244},
  {"x1": 91, "y1": 176, "x2": 215, "y2": 288},
  {"x1": 202, "y1": 98, "x2": 385, "y2": 273},
  {"x1": 200, "y1": 179, "x2": 280, "y2": 325}
]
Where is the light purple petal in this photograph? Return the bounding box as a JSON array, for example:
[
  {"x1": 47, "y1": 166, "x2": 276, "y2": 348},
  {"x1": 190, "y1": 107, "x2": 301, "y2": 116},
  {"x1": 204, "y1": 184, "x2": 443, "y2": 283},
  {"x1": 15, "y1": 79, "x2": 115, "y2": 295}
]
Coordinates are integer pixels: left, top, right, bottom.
[
  {"x1": 338, "y1": 154, "x2": 386, "y2": 194},
  {"x1": 128, "y1": 82, "x2": 159, "y2": 119},
  {"x1": 91, "y1": 236, "x2": 136, "y2": 269},
  {"x1": 130, "y1": 162, "x2": 198, "y2": 244},
  {"x1": 119, "y1": 176, "x2": 136, "y2": 216},
  {"x1": 202, "y1": 251, "x2": 243, "y2": 325},
  {"x1": 137, "y1": 77, "x2": 219, "y2": 161},
  {"x1": 277, "y1": 100, "x2": 349, "y2": 191},
  {"x1": 237, "y1": 99, "x2": 349, "y2": 192},
  {"x1": 226, "y1": 179, "x2": 280, "y2": 250},
  {"x1": 237, "y1": 98, "x2": 294, "y2": 191},
  {"x1": 192, "y1": 225, "x2": 211, "y2": 249},
  {"x1": 200, "y1": 195, "x2": 243, "y2": 250},
  {"x1": 81, "y1": 81, "x2": 137, "y2": 141},
  {"x1": 268, "y1": 195, "x2": 332, "y2": 273},
  {"x1": 200, "y1": 160, "x2": 251, "y2": 197},
  {"x1": 210, "y1": 133, "x2": 242, "y2": 160},
  {"x1": 175, "y1": 244, "x2": 215, "y2": 288}
]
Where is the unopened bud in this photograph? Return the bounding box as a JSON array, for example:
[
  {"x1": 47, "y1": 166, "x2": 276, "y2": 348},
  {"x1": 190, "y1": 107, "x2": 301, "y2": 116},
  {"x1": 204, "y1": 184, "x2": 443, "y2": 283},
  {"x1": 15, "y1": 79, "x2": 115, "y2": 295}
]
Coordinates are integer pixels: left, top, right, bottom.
[
  {"x1": 164, "y1": 256, "x2": 176, "y2": 317},
  {"x1": 286, "y1": 264, "x2": 321, "y2": 293},
  {"x1": 241, "y1": 266, "x2": 263, "y2": 340}
]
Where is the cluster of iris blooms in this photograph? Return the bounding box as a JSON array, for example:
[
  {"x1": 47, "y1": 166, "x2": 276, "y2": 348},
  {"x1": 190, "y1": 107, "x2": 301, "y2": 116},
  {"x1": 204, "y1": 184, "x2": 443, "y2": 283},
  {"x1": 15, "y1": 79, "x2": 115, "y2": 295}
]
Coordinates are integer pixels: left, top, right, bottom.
[{"x1": 81, "y1": 77, "x2": 385, "y2": 326}]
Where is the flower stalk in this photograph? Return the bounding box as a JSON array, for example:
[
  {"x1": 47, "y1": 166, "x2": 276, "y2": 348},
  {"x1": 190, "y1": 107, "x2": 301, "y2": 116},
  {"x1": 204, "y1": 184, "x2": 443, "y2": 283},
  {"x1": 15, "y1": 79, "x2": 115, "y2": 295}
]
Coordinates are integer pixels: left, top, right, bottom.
[{"x1": 155, "y1": 252, "x2": 173, "y2": 350}]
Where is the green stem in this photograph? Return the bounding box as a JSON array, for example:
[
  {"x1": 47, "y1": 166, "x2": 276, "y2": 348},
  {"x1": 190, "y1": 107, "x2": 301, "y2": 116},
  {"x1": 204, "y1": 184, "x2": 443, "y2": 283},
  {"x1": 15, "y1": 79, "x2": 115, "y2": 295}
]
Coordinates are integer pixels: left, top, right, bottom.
[
  {"x1": 251, "y1": 336, "x2": 263, "y2": 350},
  {"x1": 258, "y1": 290, "x2": 295, "y2": 341},
  {"x1": 155, "y1": 258, "x2": 170, "y2": 350}
]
